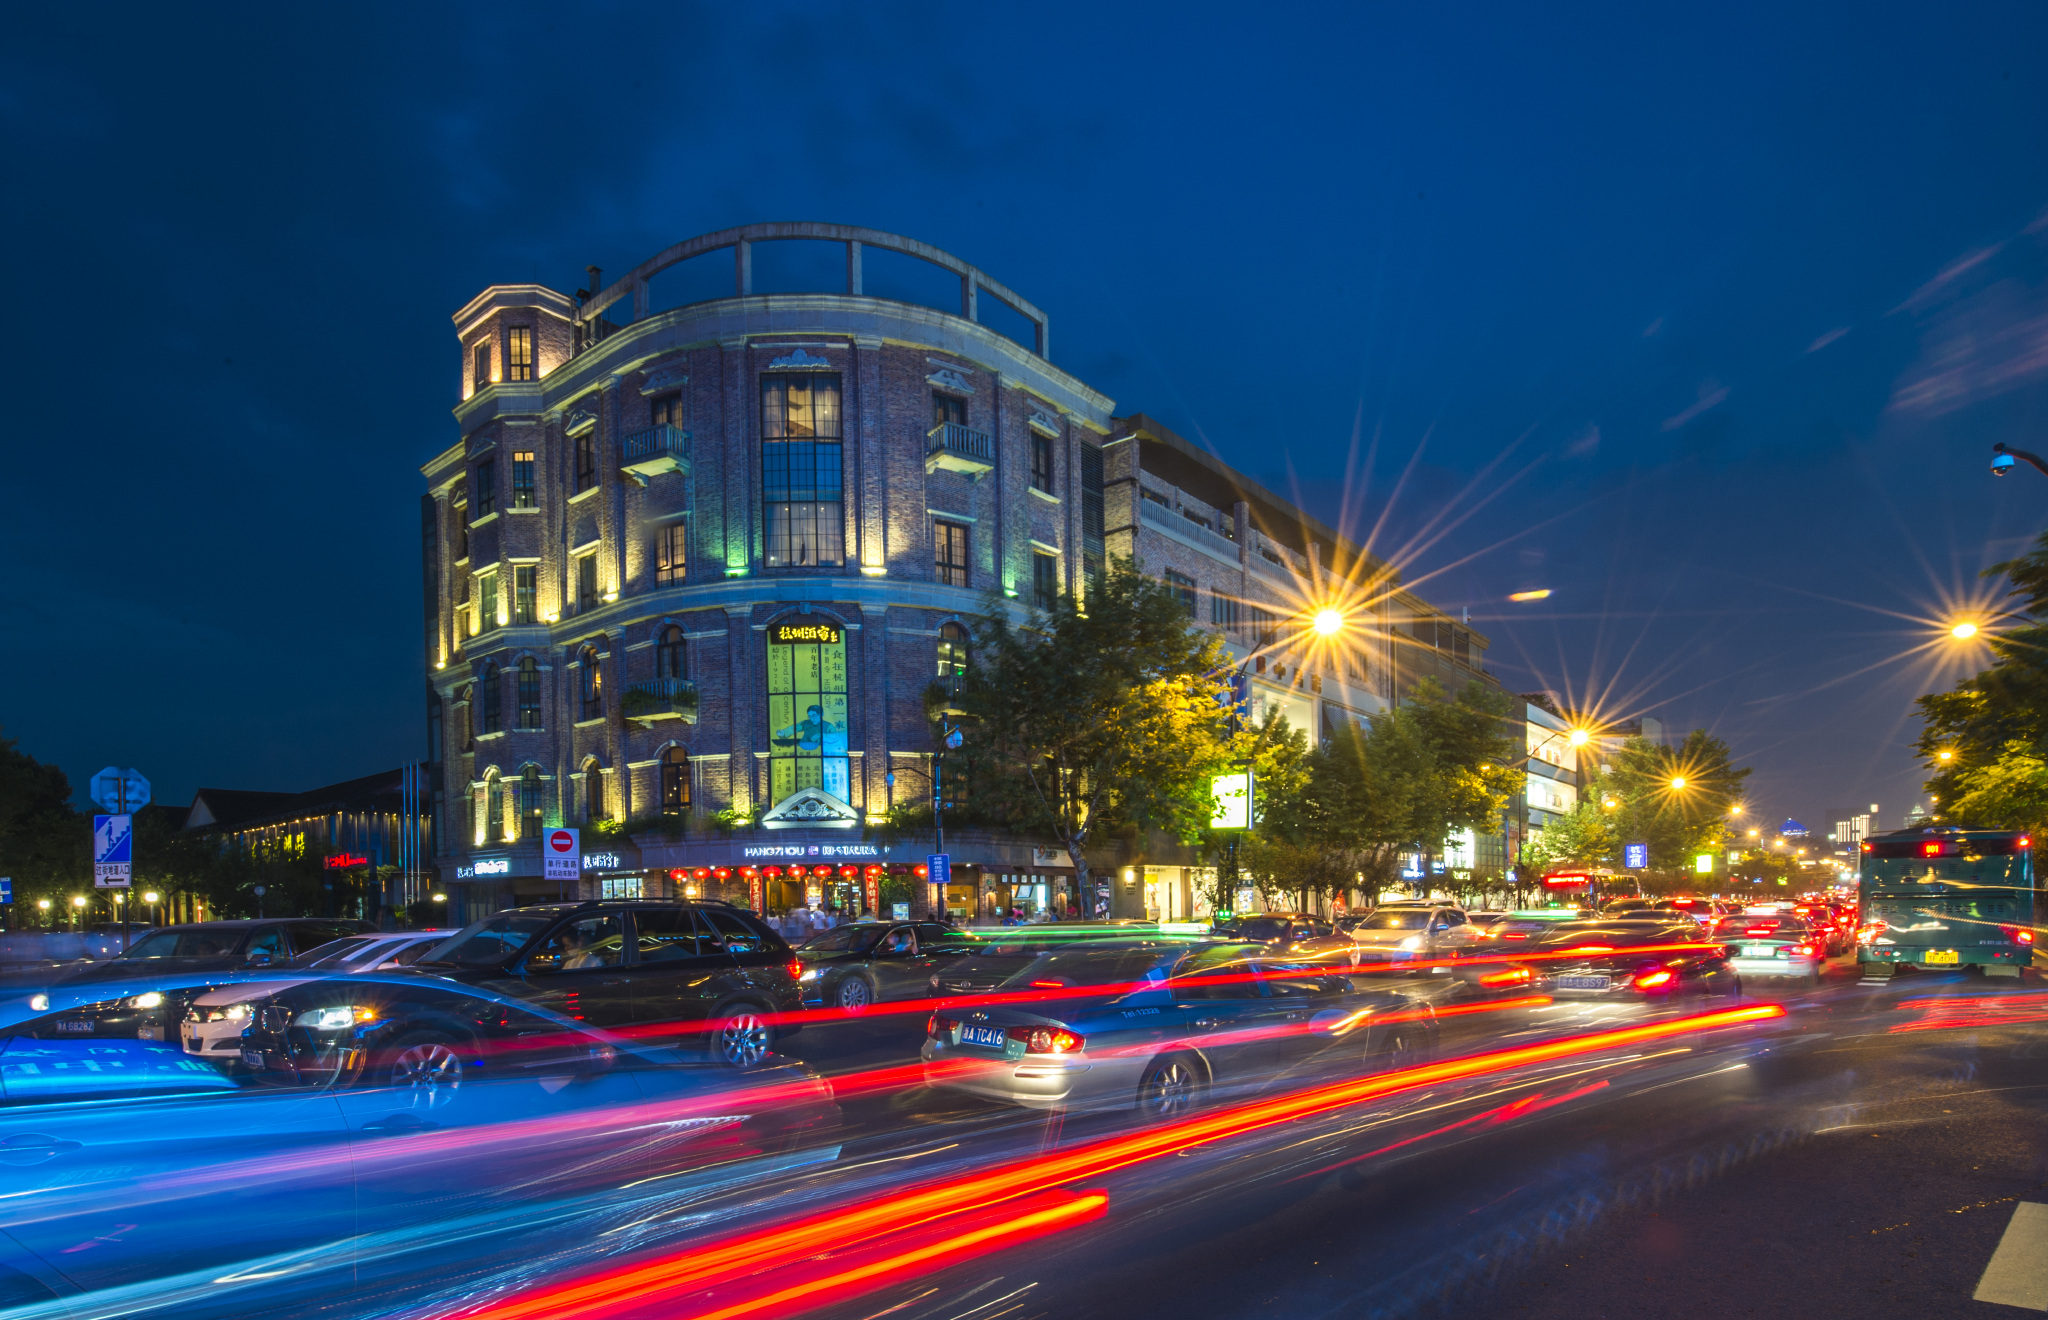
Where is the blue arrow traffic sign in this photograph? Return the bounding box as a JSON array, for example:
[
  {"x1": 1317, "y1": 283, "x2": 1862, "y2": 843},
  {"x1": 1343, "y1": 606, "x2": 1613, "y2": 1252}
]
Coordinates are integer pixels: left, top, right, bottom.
[
  {"x1": 0, "y1": 878, "x2": 11, "y2": 905},
  {"x1": 94, "y1": 814, "x2": 133, "y2": 888}
]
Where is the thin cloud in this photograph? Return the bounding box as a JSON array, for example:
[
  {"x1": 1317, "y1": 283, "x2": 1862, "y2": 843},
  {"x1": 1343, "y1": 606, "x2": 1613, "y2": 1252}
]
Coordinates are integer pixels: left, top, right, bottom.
[{"x1": 1661, "y1": 384, "x2": 1729, "y2": 432}]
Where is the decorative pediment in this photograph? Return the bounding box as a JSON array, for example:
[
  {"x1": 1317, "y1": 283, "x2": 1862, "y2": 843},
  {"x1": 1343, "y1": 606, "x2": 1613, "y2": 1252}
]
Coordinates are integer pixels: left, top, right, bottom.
[
  {"x1": 639, "y1": 363, "x2": 691, "y2": 394},
  {"x1": 927, "y1": 367, "x2": 973, "y2": 395},
  {"x1": 766, "y1": 347, "x2": 835, "y2": 371},
  {"x1": 760, "y1": 787, "x2": 861, "y2": 830},
  {"x1": 565, "y1": 404, "x2": 597, "y2": 435},
  {"x1": 1028, "y1": 409, "x2": 1061, "y2": 438}
]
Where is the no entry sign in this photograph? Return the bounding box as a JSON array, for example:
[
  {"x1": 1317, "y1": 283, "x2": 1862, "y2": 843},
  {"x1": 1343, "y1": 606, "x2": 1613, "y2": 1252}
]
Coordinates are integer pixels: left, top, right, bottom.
[{"x1": 544, "y1": 828, "x2": 581, "y2": 881}]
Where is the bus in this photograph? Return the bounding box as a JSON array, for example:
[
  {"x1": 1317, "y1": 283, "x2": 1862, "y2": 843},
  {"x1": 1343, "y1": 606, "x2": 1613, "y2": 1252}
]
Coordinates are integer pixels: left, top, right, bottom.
[{"x1": 1858, "y1": 827, "x2": 2037, "y2": 978}]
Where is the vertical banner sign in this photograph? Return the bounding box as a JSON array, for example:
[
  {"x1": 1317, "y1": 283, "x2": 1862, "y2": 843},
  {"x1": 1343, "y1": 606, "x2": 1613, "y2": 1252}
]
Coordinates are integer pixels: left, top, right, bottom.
[
  {"x1": 543, "y1": 828, "x2": 581, "y2": 882},
  {"x1": 1623, "y1": 842, "x2": 1649, "y2": 870},
  {"x1": 927, "y1": 854, "x2": 951, "y2": 890},
  {"x1": 748, "y1": 873, "x2": 764, "y2": 911},
  {"x1": 1693, "y1": 853, "x2": 1715, "y2": 875},
  {"x1": 1210, "y1": 771, "x2": 1254, "y2": 830},
  {"x1": 0, "y1": 878, "x2": 12, "y2": 905},
  {"x1": 94, "y1": 814, "x2": 133, "y2": 888}
]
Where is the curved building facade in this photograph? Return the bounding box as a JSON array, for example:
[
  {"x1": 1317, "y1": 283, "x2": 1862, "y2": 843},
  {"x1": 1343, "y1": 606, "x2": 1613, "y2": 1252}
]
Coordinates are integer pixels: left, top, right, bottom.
[{"x1": 423, "y1": 224, "x2": 1490, "y2": 923}]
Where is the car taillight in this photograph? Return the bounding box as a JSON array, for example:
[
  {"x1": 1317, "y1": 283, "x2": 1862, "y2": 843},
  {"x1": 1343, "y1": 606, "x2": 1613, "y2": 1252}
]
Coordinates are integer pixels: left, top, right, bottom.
[
  {"x1": 1007, "y1": 1026, "x2": 1083, "y2": 1054},
  {"x1": 1780, "y1": 944, "x2": 1815, "y2": 957},
  {"x1": 1501, "y1": 931, "x2": 1529, "y2": 940},
  {"x1": 1633, "y1": 969, "x2": 1677, "y2": 990},
  {"x1": 1028, "y1": 980, "x2": 1065, "y2": 988},
  {"x1": 1744, "y1": 926, "x2": 1776, "y2": 936},
  {"x1": 928, "y1": 1015, "x2": 954, "y2": 1038},
  {"x1": 785, "y1": 961, "x2": 803, "y2": 981},
  {"x1": 2004, "y1": 926, "x2": 2037, "y2": 946},
  {"x1": 1478, "y1": 968, "x2": 1532, "y2": 987}
]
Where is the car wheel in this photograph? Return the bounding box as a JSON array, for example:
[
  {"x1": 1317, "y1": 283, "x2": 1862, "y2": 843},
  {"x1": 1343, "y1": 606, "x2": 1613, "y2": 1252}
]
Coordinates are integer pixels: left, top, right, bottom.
[
  {"x1": 1136, "y1": 1054, "x2": 1205, "y2": 1120},
  {"x1": 387, "y1": 1033, "x2": 464, "y2": 1094},
  {"x1": 717, "y1": 1007, "x2": 776, "y2": 1068},
  {"x1": 834, "y1": 977, "x2": 873, "y2": 1012}
]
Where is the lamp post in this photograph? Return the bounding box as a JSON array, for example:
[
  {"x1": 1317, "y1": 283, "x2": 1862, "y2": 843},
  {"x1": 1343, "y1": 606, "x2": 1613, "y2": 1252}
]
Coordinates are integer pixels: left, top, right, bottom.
[{"x1": 1991, "y1": 443, "x2": 2048, "y2": 478}]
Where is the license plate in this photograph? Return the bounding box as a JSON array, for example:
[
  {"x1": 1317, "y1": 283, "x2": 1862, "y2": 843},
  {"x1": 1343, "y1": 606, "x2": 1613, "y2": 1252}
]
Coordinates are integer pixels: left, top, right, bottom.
[
  {"x1": 959, "y1": 1024, "x2": 1007, "y2": 1049},
  {"x1": 1557, "y1": 975, "x2": 1611, "y2": 990},
  {"x1": 55, "y1": 1020, "x2": 93, "y2": 1034},
  {"x1": 1925, "y1": 950, "x2": 1961, "y2": 965},
  {"x1": 1743, "y1": 944, "x2": 1777, "y2": 957},
  {"x1": 242, "y1": 1049, "x2": 265, "y2": 1068},
  {"x1": 136, "y1": 1024, "x2": 161, "y2": 1041}
]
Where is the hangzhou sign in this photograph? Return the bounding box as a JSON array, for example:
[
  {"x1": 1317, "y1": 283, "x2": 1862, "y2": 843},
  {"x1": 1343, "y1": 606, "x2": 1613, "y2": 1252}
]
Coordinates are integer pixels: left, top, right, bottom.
[{"x1": 769, "y1": 615, "x2": 842, "y2": 645}]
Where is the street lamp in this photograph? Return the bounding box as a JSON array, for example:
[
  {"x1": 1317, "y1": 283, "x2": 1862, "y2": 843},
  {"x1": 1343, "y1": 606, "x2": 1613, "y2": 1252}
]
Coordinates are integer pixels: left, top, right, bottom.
[
  {"x1": 1951, "y1": 621, "x2": 1979, "y2": 641},
  {"x1": 1669, "y1": 776, "x2": 1687, "y2": 791},
  {"x1": 1568, "y1": 728, "x2": 1590, "y2": 747},
  {"x1": 1991, "y1": 443, "x2": 2048, "y2": 478},
  {"x1": 1312, "y1": 607, "x2": 1344, "y2": 638},
  {"x1": 1937, "y1": 749, "x2": 1956, "y2": 763}
]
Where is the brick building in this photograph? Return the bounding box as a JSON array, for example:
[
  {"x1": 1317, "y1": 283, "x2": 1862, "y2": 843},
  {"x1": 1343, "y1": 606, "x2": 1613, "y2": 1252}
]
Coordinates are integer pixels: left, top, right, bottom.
[{"x1": 424, "y1": 223, "x2": 1495, "y2": 923}]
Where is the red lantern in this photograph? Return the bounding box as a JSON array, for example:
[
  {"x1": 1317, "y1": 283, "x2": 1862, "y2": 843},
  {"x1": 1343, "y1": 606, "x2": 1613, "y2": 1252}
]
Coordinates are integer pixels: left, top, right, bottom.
[
  {"x1": 839, "y1": 864, "x2": 858, "y2": 878},
  {"x1": 763, "y1": 865, "x2": 783, "y2": 878},
  {"x1": 914, "y1": 864, "x2": 929, "y2": 879},
  {"x1": 865, "y1": 863, "x2": 883, "y2": 876},
  {"x1": 669, "y1": 869, "x2": 687, "y2": 882},
  {"x1": 693, "y1": 867, "x2": 711, "y2": 880},
  {"x1": 814, "y1": 865, "x2": 834, "y2": 878},
  {"x1": 713, "y1": 867, "x2": 731, "y2": 881}
]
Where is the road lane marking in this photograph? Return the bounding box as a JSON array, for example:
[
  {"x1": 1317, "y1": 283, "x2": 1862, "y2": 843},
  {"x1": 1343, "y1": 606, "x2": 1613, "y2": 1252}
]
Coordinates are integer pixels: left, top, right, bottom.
[{"x1": 1977, "y1": 1202, "x2": 2048, "y2": 1310}]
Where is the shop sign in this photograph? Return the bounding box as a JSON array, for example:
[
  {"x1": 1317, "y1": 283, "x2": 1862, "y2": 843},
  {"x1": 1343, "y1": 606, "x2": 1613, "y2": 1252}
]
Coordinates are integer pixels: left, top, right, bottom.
[
  {"x1": 1031, "y1": 846, "x2": 1068, "y2": 867},
  {"x1": 769, "y1": 616, "x2": 843, "y2": 645},
  {"x1": 742, "y1": 842, "x2": 881, "y2": 859},
  {"x1": 457, "y1": 856, "x2": 512, "y2": 879},
  {"x1": 322, "y1": 853, "x2": 369, "y2": 870},
  {"x1": 581, "y1": 852, "x2": 624, "y2": 870}
]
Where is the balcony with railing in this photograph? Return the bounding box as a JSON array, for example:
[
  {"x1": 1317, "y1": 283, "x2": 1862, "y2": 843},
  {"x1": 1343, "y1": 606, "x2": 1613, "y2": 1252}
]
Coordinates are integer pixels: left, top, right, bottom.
[
  {"x1": 1136, "y1": 479, "x2": 1240, "y2": 565},
  {"x1": 1250, "y1": 530, "x2": 1310, "y2": 583},
  {"x1": 620, "y1": 425, "x2": 691, "y2": 485},
  {"x1": 620, "y1": 678, "x2": 698, "y2": 725},
  {"x1": 926, "y1": 422, "x2": 995, "y2": 480}
]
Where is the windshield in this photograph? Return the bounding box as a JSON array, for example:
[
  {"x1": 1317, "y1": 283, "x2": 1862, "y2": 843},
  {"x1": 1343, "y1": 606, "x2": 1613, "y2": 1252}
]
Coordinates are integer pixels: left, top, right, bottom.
[
  {"x1": 1357, "y1": 911, "x2": 1431, "y2": 931},
  {"x1": 799, "y1": 925, "x2": 887, "y2": 954},
  {"x1": 1864, "y1": 854, "x2": 2028, "y2": 893},
  {"x1": 1000, "y1": 946, "x2": 1172, "y2": 990},
  {"x1": 1715, "y1": 917, "x2": 1809, "y2": 935},
  {"x1": 121, "y1": 928, "x2": 239, "y2": 959},
  {"x1": 289, "y1": 937, "x2": 379, "y2": 968},
  {"x1": 422, "y1": 912, "x2": 557, "y2": 966},
  {"x1": 1233, "y1": 918, "x2": 1293, "y2": 941}
]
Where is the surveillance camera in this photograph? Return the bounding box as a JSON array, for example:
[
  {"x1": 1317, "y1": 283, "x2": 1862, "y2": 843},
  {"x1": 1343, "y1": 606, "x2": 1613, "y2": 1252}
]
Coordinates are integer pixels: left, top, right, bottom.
[{"x1": 1993, "y1": 452, "x2": 2017, "y2": 476}]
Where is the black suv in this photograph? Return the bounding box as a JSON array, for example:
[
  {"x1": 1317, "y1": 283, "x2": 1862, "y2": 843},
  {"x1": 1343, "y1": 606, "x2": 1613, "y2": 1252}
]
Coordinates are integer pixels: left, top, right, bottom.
[{"x1": 410, "y1": 900, "x2": 801, "y2": 1067}]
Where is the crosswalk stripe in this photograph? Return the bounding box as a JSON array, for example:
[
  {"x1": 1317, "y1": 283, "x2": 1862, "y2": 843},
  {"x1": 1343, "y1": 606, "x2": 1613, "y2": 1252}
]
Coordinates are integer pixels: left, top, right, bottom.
[{"x1": 1977, "y1": 1202, "x2": 2048, "y2": 1310}]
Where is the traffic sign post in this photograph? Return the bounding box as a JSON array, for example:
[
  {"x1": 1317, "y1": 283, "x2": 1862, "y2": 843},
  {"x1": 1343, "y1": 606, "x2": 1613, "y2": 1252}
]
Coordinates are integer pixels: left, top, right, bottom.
[
  {"x1": 1624, "y1": 842, "x2": 1649, "y2": 870},
  {"x1": 89, "y1": 769, "x2": 148, "y2": 954},
  {"x1": 89, "y1": 767, "x2": 151, "y2": 815},
  {"x1": 94, "y1": 815, "x2": 133, "y2": 888}
]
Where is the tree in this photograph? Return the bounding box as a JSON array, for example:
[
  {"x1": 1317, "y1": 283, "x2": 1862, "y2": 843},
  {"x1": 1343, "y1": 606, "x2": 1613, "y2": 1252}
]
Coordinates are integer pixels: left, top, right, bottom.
[
  {"x1": 945, "y1": 558, "x2": 1237, "y2": 902},
  {"x1": 1915, "y1": 529, "x2": 2048, "y2": 827},
  {"x1": 0, "y1": 730, "x2": 86, "y2": 921},
  {"x1": 1596, "y1": 731, "x2": 1749, "y2": 870},
  {"x1": 1519, "y1": 798, "x2": 1618, "y2": 874}
]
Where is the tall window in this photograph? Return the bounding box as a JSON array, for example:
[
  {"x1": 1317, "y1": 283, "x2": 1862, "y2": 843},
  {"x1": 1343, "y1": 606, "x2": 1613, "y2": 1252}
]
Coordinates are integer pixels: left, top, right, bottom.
[
  {"x1": 578, "y1": 643, "x2": 604, "y2": 720},
  {"x1": 576, "y1": 553, "x2": 599, "y2": 607},
  {"x1": 767, "y1": 613, "x2": 850, "y2": 804},
  {"x1": 651, "y1": 392, "x2": 684, "y2": 429},
  {"x1": 473, "y1": 459, "x2": 496, "y2": 517},
  {"x1": 932, "y1": 392, "x2": 967, "y2": 427},
  {"x1": 937, "y1": 622, "x2": 969, "y2": 692},
  {"x1": 512, "y1": 451, "x2": 536, "y2": 508},
  {"x1": 479, "y1": 664, "x2": 502, "y2": 735},
  {"x1": 1033, "y1": 552, "x2": 1060, "y2": 610},
  {"x1": 456, "y1": 575, "x2": 472, "y2": 640},
  {"x1": 473, "y1": 342, "x2": 490, "y2": 390},
  {"x1": 1164, "y1": 569, "x2": 1196, "y2": 618},
  {"x1": 1079, "y1": 442, "x2": 1105, "y2": 596},
  {"x1": 519, "y1": 766, "x2": 543, "y2": 835},
  {"x1": 459, "y1": 685, "x2": 475, "y2": 751},
  {"x1": 517, "y1": 657, "x2": 541, "y2": 728},
  {"x1": 584, "y1": 763, "x2": 607, "y2": 822},
  {"x1": 934, "y1": 520, "x2": 970, "y2": 587},
  {"x1": 655, "y1": 624, "x2": 687, "y2": 679},
  {"x1": 478, "y1": 569, "x2": 500, "y2": 629},
  {"x1": 761, "y1": 373, "x2": 843, "y2": 568},
  {"x1": 660, "y1": 746, "x2": 690, "y2": 815},
  {"x1": 453, "y1": 501, "x2": 468, "y2": 560},
  {"x1": 655, "y1": 522, "x2": 686, "y2": 584},
  {"x1": 513, "y1": 566, "x2": 537, "y2": 624},
  {"x1": 427, "y1": 689, "x2": 443, "y2": 764},
  {"x1": 574, "y1": 430, "x2": 596, "y2": 494},
  {"x1": 506, "y1": 327, "x2": 533, "y2": 381},
  {"x1": 484, "y1": 769, "x2": 503, "y2": 842},
  {"x1": 1032, "y1": 433, "x2": 1055, "y2": 493}
]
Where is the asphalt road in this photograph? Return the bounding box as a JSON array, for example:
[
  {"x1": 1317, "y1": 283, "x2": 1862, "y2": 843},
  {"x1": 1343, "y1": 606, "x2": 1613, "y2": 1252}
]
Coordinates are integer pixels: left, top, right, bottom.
[{"x1": 767, "y1": 953, "x2": 2048, "y2": 1320}]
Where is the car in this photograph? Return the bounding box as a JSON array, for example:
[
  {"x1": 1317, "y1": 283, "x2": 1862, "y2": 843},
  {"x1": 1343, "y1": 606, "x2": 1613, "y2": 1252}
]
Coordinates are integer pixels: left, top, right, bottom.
[
  {"x1": 1788, "y1": 902, "x2": 1850, "y2": 955},
  {"x1": 1213, "y1": 912, "x2": 1359, "y2": 968},
  {"x1": 1516, "y1": 919, "x2": 1742, "y2": 1001},
  {"x1": 0, "y1": 975, "x2": 838, "y2": 1302},
  {"x1": 408, "y1": 899, "x2": 801, "y2": 1066},
  {"x1": 920, "y1": 941, "x2": 1435, "y2": 1115},
  {"x1": 180, "y1": 931, "x2": 454, "y2": 1059},
  {"x1": 1471, "y1": 910, "x2": 1589, "y2": 946},
  {"x1": 794, "y1": 921, "x2": 981, "y2": 1009},
  {"x1": 1711, "y1": 913, "x2": 1826, "y2": 986},
  {"x1": 51, "y1": 918, "x2": 376, "y2": 989},
  {"x1": 926, "y1": 926, "x2": 1164, "y2": 996},
  {"x1": 1341, "y1": 904, "x2": 1483, "y2": 971}
]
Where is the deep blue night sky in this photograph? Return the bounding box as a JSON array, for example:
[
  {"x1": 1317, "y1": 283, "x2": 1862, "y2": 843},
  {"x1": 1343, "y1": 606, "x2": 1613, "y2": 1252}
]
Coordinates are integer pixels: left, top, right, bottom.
[{"x1": 5, "y1": 3, "x2": 2047, "y2": 834}]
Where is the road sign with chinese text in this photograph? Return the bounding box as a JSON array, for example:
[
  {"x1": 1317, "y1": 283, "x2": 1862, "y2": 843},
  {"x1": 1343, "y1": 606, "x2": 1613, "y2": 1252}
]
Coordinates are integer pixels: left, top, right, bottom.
[
  {"x1": 543, "y1": 828, "x2": 581, "y2": 881},
  {"x1": 94, "y1": 814, "x2": 132, "y2": 887}
]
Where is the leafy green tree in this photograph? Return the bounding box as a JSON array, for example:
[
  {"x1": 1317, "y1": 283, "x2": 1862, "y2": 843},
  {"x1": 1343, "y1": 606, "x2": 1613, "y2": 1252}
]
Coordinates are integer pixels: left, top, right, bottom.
[
  {"x1": 1519, "y1": 798, "x2": 1618, "y2": 874},
  {"x1": 944, "y1": 558, "x2": 1237, "y2": 902},
  {"x1": 1595, "y1": 731, "x2": 1749, "y2": 870},
  {"x1": 0, "y1": 730, "x2": 86, "y2": 922}
]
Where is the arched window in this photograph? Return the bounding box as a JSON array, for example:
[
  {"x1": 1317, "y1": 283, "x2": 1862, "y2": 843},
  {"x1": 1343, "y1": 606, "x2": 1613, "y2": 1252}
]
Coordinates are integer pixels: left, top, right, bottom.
[
  {"x1": 483, "y1": 769, "x2": 503, "y2": 843},
  {"x1": 459, "y1": 685, "x2": 476, "y2": 751},
  {"x1": 479, "y1": 663, "x2": 502, "y2": 735},
  {"x1": 937, "y1": 622, "x2": 969, "y2": 693},
  {"x1": 660, "y1": 746, "x2": 691, "y2": 816},
  {"x1": 519, "y1": 766, "x2": 543, "y2": 836},
  {"x1": 655, "y1": 625, "x2": 687, "y2": 680},
  {"x1": 427, "y1": 689, "x2": 444, "y2": 764},
  {"x1": 517, "y1": 658, "x2": 541, "y2": 729},
  {"x1": 579, "y1": 643, "x2": 605, "y2": 720},
  {"x1": 583, "y1": 761, "x2": 607, "y2": 822}
]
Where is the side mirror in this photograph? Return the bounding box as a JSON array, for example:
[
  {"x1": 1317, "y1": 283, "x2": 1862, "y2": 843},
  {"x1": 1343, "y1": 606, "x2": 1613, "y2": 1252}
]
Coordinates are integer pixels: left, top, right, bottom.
[{"x1": 246, "y1": 952, "x2": 274, "y2": 967}]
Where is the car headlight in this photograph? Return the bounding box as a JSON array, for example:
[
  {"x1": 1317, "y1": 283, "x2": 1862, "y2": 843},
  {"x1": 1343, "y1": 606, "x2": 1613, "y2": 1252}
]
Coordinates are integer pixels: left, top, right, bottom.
[
  {"x1": 1397, "y1": 936, "x2": 1425, "y2": 951},
  {"x1": 28, "y1": 994, "x2": 47, "y2": 1012},
  {"x1": 294, "y1": 1006, "x2": 380, "y2": 1031},
  {"x1": 128, "y1": 992, "x2": 164, "y2": 1009},
  {"x1": 798, "y1": 968, "x2": 820, "y2": 982}
]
